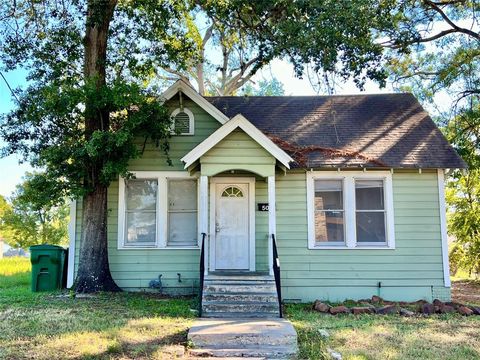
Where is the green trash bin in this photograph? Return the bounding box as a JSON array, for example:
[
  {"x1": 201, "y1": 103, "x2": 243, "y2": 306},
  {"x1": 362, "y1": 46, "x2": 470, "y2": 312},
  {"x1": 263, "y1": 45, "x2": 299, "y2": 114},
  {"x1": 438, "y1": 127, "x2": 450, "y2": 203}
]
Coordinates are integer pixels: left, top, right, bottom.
[{"x1": 30, "y1": 245, "x2": 67, "y2": 292}]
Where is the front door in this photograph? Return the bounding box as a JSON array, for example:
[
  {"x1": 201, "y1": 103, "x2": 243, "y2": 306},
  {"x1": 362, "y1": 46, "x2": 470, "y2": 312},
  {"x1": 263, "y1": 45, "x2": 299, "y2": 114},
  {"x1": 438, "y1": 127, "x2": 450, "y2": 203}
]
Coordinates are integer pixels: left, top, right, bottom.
[{"x1": 214, "y1": 182, "x2": 250, "y2": 270}]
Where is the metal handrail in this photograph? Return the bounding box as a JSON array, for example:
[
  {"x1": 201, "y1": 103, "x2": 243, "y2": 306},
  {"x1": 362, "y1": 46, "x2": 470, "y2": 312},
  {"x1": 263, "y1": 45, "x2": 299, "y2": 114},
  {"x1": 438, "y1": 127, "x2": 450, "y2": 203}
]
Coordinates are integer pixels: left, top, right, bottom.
[
  {"x1": 272, "y1": 234, "x2": 283, "y2": 318},
  {"x1": 199, "y1": 232, "x2": 206, "y2": 316}
]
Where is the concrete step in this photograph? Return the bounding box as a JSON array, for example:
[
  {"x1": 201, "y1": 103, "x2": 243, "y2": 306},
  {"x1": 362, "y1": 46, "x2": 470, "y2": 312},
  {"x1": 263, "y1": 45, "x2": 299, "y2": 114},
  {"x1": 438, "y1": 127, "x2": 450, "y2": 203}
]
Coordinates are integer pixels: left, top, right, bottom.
[
  {"x1": 188, "y1": 318, "x2": 298, "y2": 352},
  {"x1": 203, "y1": 292, "x2": 278, "y2": 303},
  {"x1": 202, "y1": 311, "x2": 279, "y2": 318},
  {"x1": 189, "y1": 345, "x2": 297, "y2": 358},
  {"x1": 206, "y1": 274, "x2": 273, "y2": 281},
  {"x1": 203, "y1": 301, "x2": 279, "y2": 314},
  {"x1": 204, "y1": 284, "x2": 276, "y2": 293},
  {"x1": 202, "y1": 274, "x2": 280, "y2": 319}
]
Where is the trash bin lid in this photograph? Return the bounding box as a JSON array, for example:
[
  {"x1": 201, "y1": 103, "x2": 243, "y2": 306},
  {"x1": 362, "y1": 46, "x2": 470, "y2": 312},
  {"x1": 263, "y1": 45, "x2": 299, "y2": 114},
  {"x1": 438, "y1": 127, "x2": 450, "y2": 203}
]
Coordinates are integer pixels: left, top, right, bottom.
[{"x1": 29, "y1": 244, "x2": 65, "y2": 251}]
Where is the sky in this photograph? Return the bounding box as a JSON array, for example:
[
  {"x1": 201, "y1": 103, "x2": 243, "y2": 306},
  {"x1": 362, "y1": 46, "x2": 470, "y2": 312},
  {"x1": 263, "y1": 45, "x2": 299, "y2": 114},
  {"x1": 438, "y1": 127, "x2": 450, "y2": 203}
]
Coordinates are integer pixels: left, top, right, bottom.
[
  {"x1": 0, "y1": 68, "x2": 33, "y2": 198},
  {"x1": 0, "y1": 59, "x2": 393, "y2": 198}
]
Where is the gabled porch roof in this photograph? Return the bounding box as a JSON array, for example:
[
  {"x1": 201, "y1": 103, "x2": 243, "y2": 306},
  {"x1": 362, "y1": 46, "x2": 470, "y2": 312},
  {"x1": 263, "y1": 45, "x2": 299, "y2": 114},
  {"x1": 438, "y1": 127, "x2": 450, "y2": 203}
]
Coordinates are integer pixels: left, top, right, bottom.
[{"x1": 181, "y1": 114, "x2": 294, "y2": 170}]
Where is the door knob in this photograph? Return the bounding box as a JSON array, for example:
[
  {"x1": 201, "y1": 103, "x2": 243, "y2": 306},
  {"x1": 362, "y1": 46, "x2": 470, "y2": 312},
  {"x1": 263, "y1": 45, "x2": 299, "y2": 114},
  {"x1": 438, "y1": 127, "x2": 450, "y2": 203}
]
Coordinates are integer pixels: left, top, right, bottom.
[{"x1": 215, "y1": 223, "x2": 221, "y2": 233}]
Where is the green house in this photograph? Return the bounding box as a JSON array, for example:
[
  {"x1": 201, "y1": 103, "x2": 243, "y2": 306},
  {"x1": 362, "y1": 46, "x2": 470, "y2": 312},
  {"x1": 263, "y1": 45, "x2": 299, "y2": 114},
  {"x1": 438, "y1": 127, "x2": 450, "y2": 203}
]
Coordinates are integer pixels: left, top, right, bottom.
[{"x1": 67, "y1": 80, "x2": 465, "y2": 315}]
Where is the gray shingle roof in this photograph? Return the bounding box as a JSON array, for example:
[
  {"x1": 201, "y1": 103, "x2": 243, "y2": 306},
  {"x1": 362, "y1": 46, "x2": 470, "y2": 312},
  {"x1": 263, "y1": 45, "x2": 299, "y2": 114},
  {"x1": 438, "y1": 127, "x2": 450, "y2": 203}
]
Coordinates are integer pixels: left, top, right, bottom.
[{"x1": 206, "y1": 94, "x2": 466, "y2": 169}]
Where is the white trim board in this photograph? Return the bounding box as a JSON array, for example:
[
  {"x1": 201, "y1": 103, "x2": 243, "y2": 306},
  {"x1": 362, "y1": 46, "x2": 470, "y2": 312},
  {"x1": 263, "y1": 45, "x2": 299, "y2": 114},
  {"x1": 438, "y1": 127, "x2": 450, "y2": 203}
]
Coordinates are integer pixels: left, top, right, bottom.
[
  {"x1": 437, "y1": 169, "x2": 451, "y2": 287},
  {"x1": 267, "y1": 175, "x2": 276, "y2": 276},
  {"x1": 66, "y1": 199, "x2": 77, "y2": 288},
  {"x1": 161, "y1": 80, "x2": 229, "y2": 125},
  {"x1": 209, "y1": 177, "x2": 256, "y2": 272},
  {"x1": 181, "y1": 114, "x2": 294, "y2": 169},
  {"x1": 117, "y1": 171, "x2": 201, "y2": 250},
  {"x1": 306, "y1": 170, "x2": 395, "y2": 250}
]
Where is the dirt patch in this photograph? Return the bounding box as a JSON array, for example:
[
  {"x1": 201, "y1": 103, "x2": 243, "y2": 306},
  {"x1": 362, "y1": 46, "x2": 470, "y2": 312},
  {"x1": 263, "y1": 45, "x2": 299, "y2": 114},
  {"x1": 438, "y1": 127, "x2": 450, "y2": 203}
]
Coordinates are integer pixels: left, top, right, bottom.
[{"x1": 452, "y1": 280, "x2": 480, "y2": 305}]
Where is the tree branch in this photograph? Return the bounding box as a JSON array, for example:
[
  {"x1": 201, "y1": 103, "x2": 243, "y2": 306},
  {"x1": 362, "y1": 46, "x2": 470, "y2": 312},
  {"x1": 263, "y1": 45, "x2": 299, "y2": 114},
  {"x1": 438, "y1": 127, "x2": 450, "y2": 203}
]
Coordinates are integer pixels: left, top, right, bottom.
[
  {"x1": 424, "y1": 0, "x2": 480, "y2": 40},
  {"x1": 0, "y1": 71, "x2": 20, "y2": 103}
]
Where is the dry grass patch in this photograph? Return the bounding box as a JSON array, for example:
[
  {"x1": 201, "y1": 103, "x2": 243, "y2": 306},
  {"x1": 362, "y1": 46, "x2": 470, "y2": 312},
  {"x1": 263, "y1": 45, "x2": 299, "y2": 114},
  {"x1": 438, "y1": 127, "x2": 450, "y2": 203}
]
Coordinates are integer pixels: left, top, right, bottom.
[
  {"x1": 286, "y1": 304, "x2": 480, "y2": 360},
  {"x1": 0, "y1": 258, "x2": 196, "y2": 360}
]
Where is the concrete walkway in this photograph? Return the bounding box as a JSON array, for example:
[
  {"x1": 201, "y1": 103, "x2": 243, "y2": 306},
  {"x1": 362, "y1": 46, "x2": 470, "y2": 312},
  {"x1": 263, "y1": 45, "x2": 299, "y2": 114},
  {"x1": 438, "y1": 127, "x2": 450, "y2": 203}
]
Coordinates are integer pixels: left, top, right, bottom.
[{"x1": 187, "y1": 318, "x2": 298, "y2": 358}]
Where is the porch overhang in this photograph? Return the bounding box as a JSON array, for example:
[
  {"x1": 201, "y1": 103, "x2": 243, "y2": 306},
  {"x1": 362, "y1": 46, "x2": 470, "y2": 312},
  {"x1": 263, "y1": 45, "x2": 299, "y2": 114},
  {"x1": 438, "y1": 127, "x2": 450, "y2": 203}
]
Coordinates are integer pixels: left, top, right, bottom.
[{"x1": 181, "y1": 114, "x2": 294, "y2": 172}]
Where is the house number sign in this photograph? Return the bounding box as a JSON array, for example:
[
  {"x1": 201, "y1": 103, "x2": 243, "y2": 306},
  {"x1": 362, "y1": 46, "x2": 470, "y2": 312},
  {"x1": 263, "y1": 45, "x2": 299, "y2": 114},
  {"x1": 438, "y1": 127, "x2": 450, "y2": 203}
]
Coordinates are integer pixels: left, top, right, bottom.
[{"x1": 257, "y1": 203, "x2": 269, "y2": 211}]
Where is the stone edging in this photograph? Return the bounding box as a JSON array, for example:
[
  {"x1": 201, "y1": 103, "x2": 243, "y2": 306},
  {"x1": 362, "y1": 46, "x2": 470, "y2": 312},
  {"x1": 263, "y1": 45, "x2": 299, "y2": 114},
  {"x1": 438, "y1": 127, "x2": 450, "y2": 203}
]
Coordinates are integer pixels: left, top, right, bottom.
[{"x1": 313, "y1": 296, "x2": 480, "y2": 316}]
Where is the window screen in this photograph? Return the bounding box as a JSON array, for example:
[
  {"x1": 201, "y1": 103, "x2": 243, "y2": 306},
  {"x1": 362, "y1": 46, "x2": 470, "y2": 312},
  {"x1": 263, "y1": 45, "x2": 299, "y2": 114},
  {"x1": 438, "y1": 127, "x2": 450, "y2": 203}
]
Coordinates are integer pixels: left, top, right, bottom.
[
  {"x1": 314, "y1": 180, "x2": 345, "y2": 245},
  {"x1": 167, "y1": 179, "x2": 198, "y2": 247},
  {"x1": 355, "y1": 180, "x2": 386, "y2": 243},
  {"x1": 125, "y1": 179, "x2": 157, "y2": 246}
]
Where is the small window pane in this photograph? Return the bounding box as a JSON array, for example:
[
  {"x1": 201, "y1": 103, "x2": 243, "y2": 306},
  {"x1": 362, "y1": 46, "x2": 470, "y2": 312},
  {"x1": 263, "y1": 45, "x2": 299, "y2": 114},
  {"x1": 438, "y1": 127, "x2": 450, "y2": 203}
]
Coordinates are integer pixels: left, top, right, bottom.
[
  {"x1": 315, "y1": 211, "x2": 345, "y2": 243},
  {"x1": 169, "y1": 180, "x2": 197, "y2": 210},
  {"x1": 222, "y1": 186, "x2": 244, "y2": 198},
  {"x1": 126, "y1": 212, "x2": 156, "y2": 244},
  {"x1": 168, "y1": 212, "x2": 197, "y2": 246},
  {"x1": 167, "y1": 179, "x2": 197, "y2": 247},
  {"x1": 126, "y1": 180, "x2": 157, "y2": 211},
  {"x1": 314, "y1": 180, "x2": 343, "y2": 210},
  {"x1": 355, "y1": 180, "x2": 384, "y2": 210},
  {"x1": 356, "y1": 212, "x2": 386, "y2": 243}
]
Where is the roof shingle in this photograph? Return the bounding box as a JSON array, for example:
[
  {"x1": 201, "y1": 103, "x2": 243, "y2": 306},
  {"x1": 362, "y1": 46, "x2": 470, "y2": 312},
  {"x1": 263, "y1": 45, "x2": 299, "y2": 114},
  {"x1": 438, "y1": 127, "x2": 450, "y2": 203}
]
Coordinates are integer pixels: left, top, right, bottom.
[{"x1": 205, "y1": 94, "x2": 466, "y2": 169}]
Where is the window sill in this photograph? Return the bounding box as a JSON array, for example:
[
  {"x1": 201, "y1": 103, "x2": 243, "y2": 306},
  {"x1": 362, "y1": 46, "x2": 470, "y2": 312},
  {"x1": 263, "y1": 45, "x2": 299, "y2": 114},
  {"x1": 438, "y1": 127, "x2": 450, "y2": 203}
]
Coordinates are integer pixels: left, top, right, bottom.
[
  {"x1": 309, "y1": 245, "x2": 395, "y2": 250},
  {"x1": 117, "y1": 246, "x2": 200, "y2": 250},
  {"x1": 170, "y1": 132, "x2": 195, "y2": 136}
]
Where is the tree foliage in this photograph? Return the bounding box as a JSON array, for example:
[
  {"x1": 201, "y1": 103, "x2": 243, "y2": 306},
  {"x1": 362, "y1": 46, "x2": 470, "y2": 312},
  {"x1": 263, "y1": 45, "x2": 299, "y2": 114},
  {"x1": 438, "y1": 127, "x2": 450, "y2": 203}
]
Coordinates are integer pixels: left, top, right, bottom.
[
  {"x1": 0, "y1": 0, "x2": 409, "y2": 291},
  {"x1": 160, "y1": 0, "x2": 402, "y2": 94},
  {"x1": 0, "y1": 173, "x2": 69, "y2": 249},
  {"x1": 446, "y1": 167, "x2": 480, "y2": 275},
  {"x1": 240, "y1": 78, "x2": 285, "y2": 96},
  {"x1": 381, "y1": 1, "x2": 480, "y2": 274},
  {"x1": 0, "y1": 1, "x2": 196, "y2": 199}
]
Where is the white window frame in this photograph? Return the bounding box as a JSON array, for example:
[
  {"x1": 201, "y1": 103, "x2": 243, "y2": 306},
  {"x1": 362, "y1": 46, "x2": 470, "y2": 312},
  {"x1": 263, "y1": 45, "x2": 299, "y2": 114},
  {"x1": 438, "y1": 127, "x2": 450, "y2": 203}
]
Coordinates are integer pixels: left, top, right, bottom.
[
  {"x1": 171, "y1": 107, "x2": 194, "y2": 135},
  {"x1": 307, "y1": 171, "x2": 395, "y2": 250},
  {"x1": 118, "y1": 171, "x2": 200, "y2": 249},
  {"x1": 311, "y1": 178, "x2": 347, "y2": 247}
]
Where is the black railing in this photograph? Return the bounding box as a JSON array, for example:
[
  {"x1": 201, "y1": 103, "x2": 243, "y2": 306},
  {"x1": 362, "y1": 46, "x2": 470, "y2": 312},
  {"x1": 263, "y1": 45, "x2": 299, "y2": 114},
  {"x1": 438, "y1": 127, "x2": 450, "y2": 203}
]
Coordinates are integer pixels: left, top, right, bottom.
[
  {"x1": 272, "y1": 234, "x2": 283, "y2": 318},
  {"x1": 199, "y1": 232, "x2": 206, "y2": 317}
]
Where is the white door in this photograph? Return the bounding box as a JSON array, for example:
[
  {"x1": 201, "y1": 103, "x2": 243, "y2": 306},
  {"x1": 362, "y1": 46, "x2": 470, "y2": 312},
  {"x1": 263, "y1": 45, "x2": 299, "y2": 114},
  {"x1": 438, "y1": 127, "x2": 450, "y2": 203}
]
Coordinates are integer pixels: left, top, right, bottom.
[{"x1": 214, "y1": 183, "x2": 250, "y2": 270}]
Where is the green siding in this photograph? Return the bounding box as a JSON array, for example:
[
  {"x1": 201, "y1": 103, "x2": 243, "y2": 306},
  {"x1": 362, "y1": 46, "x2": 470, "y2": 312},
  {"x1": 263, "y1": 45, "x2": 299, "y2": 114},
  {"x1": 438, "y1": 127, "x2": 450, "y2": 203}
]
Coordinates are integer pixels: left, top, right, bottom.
[
  {"x1": 104, "y1": 97, "x2": 220, "y2": 293},
  {"x1": 276, "y1": 170, "x2": 448, "y2": 302},
  {"x1": 72, "y1": 95, "x2": 449, "y2": 301},
  {"x1": 200, "y1": 130, "x2": 276, "y2": 177},
  {"x1": 129, "y1": 97, "x2": 221, "y2": 171},
  {"x1": 255, "y1": 180, "x2": 269, "y2": 272},
  {"x1": 73, "y1": 97, "x2": 221, "y2": 294}
]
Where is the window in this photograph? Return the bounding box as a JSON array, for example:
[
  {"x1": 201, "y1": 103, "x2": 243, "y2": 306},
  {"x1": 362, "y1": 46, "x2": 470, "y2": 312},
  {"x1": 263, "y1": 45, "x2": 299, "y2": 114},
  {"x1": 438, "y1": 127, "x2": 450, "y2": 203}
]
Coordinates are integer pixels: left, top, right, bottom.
[
  {"x1": 118, "y1": 172, "x2": 199, "y2": 249},
  {"x1": 125, "y1": 179, "x2": 157, "y2": 246},
  {"x1": 314, "y1": 180, "x2": 345, "y2": 245},
  {"x1": 168, "y1": 180, "x2": 198, "y2": 247},
  {"x1": 355, "y1": 180, "x2": 386, "y2": 244},
  {"x1": 221, "y1": 186, "x2": 244, "y2": 198},
  {"x1": 171, "y1": 108, "x2": 194, "y2": 135},
  {"x1": 307, "y1": 171, "x2": 394, "y2": 249}
]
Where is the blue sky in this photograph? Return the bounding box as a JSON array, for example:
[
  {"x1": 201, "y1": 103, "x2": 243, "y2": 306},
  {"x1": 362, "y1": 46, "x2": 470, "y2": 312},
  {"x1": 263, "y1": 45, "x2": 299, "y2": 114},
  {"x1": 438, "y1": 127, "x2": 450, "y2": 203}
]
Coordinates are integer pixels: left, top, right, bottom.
[
  {"x1": 0, "y1": 68, "x2": 33, "y2": 198},
  {"x1": 0, "y1": 60, "x2": 391, "y2": 198}
]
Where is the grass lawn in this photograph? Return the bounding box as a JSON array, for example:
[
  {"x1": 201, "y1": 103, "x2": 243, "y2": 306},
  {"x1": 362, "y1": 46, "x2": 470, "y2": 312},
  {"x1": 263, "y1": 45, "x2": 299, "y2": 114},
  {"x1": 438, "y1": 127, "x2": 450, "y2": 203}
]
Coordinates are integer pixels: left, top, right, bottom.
[
  {"x1": 287, "y1": 303, "x2": 480, "y2": 360},
  {"x1": 1, "y1": 257, "x2": 480, "y2": 360},
  {"x1": 0, "y1": 257, "x2": 196, "y2": 360},
  {"x1": 288, "y1": 274, "x2": 480, "y2": 360}
]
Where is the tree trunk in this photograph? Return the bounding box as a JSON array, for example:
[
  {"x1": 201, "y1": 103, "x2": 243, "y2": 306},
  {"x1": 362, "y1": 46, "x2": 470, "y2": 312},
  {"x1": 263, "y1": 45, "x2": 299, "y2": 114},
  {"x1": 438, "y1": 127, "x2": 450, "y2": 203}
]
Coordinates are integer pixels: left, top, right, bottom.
[
  {"x1": 75, "y1": 0, "x2": 120, "y2": 293},
  {"x1": 76, "y1": 185, "x2": 120, "y2": 292}
]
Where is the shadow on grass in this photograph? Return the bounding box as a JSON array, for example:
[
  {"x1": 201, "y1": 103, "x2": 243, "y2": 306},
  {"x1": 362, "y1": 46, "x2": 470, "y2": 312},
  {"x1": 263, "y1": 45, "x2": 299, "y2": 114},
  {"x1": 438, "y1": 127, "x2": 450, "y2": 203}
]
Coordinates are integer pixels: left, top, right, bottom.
[
  {"x1": 285, "y1": 303, "x2": 480, "y2": 360},
  {"x1": 22, "y1": 323, "x2": 190, "y2": 360},
  {"x1": 0, "y1": 271, "x2": 197, "y2": 360}
]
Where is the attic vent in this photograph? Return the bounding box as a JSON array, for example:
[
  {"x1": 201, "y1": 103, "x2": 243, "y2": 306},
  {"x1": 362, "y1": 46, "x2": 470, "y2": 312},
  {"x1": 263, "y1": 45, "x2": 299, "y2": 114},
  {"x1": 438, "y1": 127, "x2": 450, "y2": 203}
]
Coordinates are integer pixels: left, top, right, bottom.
[{"x1": 171, "y1": 108, "x2": 194, "y2": 135}]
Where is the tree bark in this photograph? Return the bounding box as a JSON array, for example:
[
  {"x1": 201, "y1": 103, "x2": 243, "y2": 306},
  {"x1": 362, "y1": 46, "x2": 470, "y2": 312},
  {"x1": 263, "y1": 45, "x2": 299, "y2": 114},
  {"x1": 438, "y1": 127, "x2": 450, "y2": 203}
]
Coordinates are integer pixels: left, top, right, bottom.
[
  {"x1": 76, "y1": 185, "x2": 120, "y2": 292},
  {"x1": 75, "y1": 0, "x2": 120, "y2": 293}
]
